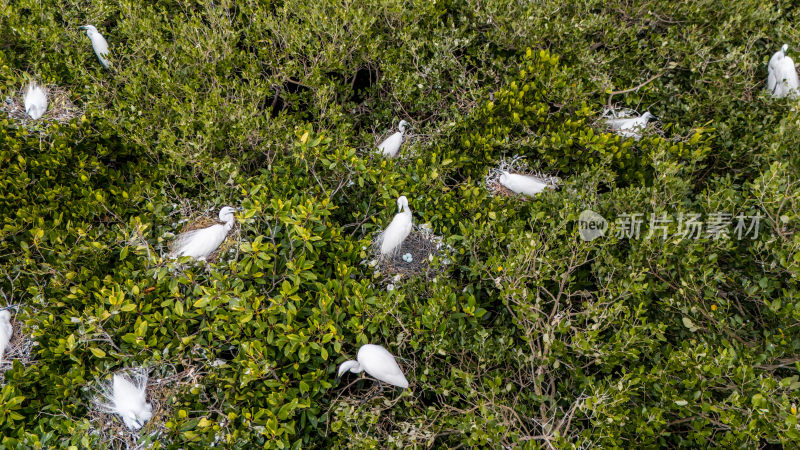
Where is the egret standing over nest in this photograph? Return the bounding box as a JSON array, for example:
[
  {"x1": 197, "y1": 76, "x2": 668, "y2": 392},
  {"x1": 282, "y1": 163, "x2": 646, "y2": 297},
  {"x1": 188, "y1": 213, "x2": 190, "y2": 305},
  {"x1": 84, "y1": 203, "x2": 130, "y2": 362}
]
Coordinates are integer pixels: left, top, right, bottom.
[
  {"x1": 378, "y1": 196, "x2": 412, "y2": 255},
  {"x1": 171, "y1": 206, "x2": 237, "y2": 261},
  {"x1": 337, "y1": 344, "x2": 409, "y2": 389},
  {"x1": 378, "y1": 120, "x2": 409, "y2": 158},
  {"x1": 98, "y1": 371, "x2": 153, "y2": 430},
  {"x1": 767, "y1": 44, "x2": 799, "y2": 98},
  {"x1": 24, "y1": 82, "x2": 47, "y2": 120},
  {"x1": 79, "y1": 25, "x2": 110, "y2": 69},
  {"x1": 0, "y1": 310, "x2": 12, "y2": 364},
  {"x1": 605, "y1": 111, "x2": 655, "y2": 140},
  {"x1": 499, "y1": 171, "x2": 554, "y2": 197}
]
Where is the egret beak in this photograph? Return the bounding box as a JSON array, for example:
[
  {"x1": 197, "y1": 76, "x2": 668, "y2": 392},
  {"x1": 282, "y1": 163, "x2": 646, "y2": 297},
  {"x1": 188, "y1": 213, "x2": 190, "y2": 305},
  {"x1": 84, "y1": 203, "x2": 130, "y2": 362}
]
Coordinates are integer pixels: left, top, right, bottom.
[{"x1": 78, "y1": 25, "x2": 88, "y2": 30}]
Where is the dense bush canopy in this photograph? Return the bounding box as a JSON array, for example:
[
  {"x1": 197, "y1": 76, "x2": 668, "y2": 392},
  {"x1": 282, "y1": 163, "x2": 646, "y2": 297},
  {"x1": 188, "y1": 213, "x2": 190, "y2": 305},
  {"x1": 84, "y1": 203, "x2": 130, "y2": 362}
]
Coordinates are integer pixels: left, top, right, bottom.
[{"x1": 1, "y1": 0, "x2": 800, "y2": 447}]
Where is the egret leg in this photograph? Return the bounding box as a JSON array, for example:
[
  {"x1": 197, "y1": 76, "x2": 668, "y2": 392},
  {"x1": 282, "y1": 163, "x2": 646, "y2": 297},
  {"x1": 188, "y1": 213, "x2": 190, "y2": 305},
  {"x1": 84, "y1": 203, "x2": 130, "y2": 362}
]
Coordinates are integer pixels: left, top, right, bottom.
[{"x1": 359, "y1": 381, "x2": 383, "y2": 405}]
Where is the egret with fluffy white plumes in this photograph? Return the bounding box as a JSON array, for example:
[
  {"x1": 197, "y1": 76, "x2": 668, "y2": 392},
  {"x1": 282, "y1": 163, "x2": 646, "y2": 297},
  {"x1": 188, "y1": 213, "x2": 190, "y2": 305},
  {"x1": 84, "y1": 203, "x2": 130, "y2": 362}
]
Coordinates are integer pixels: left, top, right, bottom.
[
  {"x1": 97, "y1": 371, "x2": 153, "y2": 430},
  {"x1": 171, "y1": 206, "x2": 237, "y2": 261},
  {"x1": 0, "y1": 310, "x2": 12, "y2": 364},
  {"x1": 79, "y1": 25, "x2": 110, "y2": 69},
  {"x1": 499, "y1": 171, "x2": 553, "y2": 197},
  {"x1": 767, "y1": 44, "x2": 799, "y2": 98},
  {"x1": 337, "y1": 344, "x2": 409, "y2": 389},
  {"x1": 377, "y1": 120, "x2": 408, "y2": 158},
  {"x1": 378, "y1": 196, "x2": 412, "y2": 255},
  {"x1": 24, "y1": 82, "x2": 47, "y2": 120},
  {"x1": 605, "y1": 111, "x2": 655, "y2": 140}
]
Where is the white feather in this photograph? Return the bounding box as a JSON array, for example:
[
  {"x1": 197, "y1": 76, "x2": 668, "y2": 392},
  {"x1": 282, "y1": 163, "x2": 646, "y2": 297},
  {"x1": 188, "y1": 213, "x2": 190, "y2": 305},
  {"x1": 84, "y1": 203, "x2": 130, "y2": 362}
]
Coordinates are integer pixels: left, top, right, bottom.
[
  {"x1": 605, "y1": 111, "x2": 655, "y2": 140},
  {"x1": 337, "y1": 344, "x2": 409, "y2": 388},
  {"x1": 498, "y1": 171, "x2": 551, "y2": 197},
  {"x1": 23, "y1": 82, "x2": 48, "y2": 120},
  {"x1": 767, "y1": 44, "x2": 799, "y2": 98},
  {"x1": 377, "y1": 120, "x2": 408, "y2": 158},
  {"x1": 171, "y1": 206, "x2": 237, "y2": 261},
  {"x1": 0, "y1": 310, "x2": 12, "y2": 365},
  {"x1": 80, "y1": 25, "x2": 111, "y2": 69},
  {"x1": 97, "y1": 370, "x2": 152, "y2": 430},
  {"x1": 378, "y1": 196, "x2": 412, "y2": 255}
]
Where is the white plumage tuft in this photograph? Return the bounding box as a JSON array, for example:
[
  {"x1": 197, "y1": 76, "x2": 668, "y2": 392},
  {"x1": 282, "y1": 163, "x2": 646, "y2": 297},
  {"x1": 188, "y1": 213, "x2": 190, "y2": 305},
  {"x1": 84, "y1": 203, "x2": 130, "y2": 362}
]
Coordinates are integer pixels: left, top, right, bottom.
[
  {"x1": 170, "y1": 206, "x2": 237, "y2": 261},
  {"x1": 377, "y1": 120, "x2": 409, "y2": 158},
  {"x1": 80, "y1": 25, "x2": 111, "y2": 69},
  {"x1": 96, "y1": 369, "x2": 153, "y2": 430},
  {"x1": 24, "y1": 82, "x2": 48, "y2": 120},
  {"x1": 337, "y1": 344, "x2": 409, "y2": 388},
  {"x1": 377, "y1": 196, "x2": 412, "y2": 255},
  {"x1": 767, "y1": 44, "x2": 799, "y2": 98},
  {"x1": 0, "y1": 310, "x2": 12, "y2": 365}
]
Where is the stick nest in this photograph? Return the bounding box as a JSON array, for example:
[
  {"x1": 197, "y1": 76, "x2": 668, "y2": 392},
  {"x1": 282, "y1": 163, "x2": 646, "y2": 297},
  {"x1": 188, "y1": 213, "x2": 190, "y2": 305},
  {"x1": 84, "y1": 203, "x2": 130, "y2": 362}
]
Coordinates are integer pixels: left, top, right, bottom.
[
  {"x1": 0, "y1": 308, "x2": 35, "y2": 385},
  {"x1": 368, "y1": 224, "x2": 452, "y2": 286},
  {"x1": 1, "y1": 85, "x2": 83, "y2": 127},
  {"x1": 484, "y1": 155, "x2": 560, "y2": 200},
  {"x1": 88, "y1": 365, "x2": 204, "y2": 449}
]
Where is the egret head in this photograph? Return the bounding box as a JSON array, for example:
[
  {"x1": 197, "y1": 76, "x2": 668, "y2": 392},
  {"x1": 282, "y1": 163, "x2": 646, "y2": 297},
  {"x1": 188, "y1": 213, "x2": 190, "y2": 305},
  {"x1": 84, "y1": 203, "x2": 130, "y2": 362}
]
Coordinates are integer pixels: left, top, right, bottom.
[
  {"x1": 398, "y1": 120, "x2": 409, "y2": 132},
  {"x1": 120, "y1": 402, "x2": 152, "y2": 430},
  {"x1": 337, "y1": 360, "x2": 362, "y2": 378},
  {"x1": 782, "y1": 44, "x2": 789, "y2": 55},
  {"x1": 79, "y1": 25, "x2": 99, "y2": 36},
  {"x1": 0, "y1": 310, "x2": 10, "y2": 321},
  {"x1": 218, "y1": 206, "x2": 237, "y2": 223},
  {"x1": 642, "y1": 111, "x2": 656, "y2": 121},
  {"x1": 397, "y1": 196, "x2": 409, "y2": 212},
  {"x1": 499, "y1": 170, "x2": 511, "y2": 185}
]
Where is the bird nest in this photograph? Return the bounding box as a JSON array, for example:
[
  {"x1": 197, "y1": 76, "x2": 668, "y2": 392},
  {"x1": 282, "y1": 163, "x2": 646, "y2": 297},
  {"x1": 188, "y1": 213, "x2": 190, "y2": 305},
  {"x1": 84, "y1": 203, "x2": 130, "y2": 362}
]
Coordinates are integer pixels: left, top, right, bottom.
[
  {"x1": 368, "y1": 224, "x2": 452, "y2": 286},
  {"x1": 164, "y1": 214, "x2": 240, "y2": 264},
  {"x1": 88, "y1": 365, "x2": 204, "y2": 449},
  {"x1": 0, "y1": 308, "x2": 35, "y2": 385},
  {"x1": 484, "y1": 155, "x2": 560, "y2": 200},
  {"x1": 1, "y1": 85, "x2": 83, "y2": 126}
]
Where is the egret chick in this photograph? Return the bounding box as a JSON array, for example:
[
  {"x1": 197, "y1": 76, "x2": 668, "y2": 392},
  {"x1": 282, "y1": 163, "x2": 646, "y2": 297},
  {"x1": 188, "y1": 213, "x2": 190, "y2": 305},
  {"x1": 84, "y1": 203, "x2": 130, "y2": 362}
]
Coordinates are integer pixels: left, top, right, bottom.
[
  {"x1": 605, "y1": 111, "x2": 655, "y2": 140},
  {"x1": 98, "y1": 371, "x2": 153, "y2": 430},
  {"x1": 0, "y1": 310, "x2": 12, "y2": 364},
  {"x1": 337, "y1": 344, "x2": 409, "y2": 389},
  {"x1": 79, "y1": 25, "x2": 110, "y2": 69},
  {"x1": 377, "y1": 120, "x2": 409, "y2": 158},
  {"x1": 378, "y1": 196, "x2": 412, "y2": 255},
  {"x1": 499, "y1": 171, "x2": 553, "y2": 197},
  {"x1": 171, "y1": 206, "x2": 237, "y2": 261},
  {"x1": 23, "y1": 82, "x2": 47, "y2": 120},
  {"x1": 767, "y1": 44, "x2": 800, "y2": 98}
]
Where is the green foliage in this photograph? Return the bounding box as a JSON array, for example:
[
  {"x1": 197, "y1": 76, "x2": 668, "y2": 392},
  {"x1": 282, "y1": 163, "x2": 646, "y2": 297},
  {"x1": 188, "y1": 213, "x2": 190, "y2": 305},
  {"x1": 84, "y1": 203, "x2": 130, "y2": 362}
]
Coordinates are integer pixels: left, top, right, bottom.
[{"x1": 1, "y1": 0, "x2": 800, "y2": 448}]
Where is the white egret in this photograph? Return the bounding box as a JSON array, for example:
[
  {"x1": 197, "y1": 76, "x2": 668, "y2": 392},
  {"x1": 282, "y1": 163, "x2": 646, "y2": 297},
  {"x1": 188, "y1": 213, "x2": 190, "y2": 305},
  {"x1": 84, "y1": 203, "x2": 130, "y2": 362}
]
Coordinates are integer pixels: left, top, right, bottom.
[
  {"x1": 0, "y1": 310, "x2": 12, "y2": 364},
  {"x1": 337, "y1": 344, "x2": 409, "y2": 388},
  {"x1": 171, "y1": 206, "x2": 237, "y2": 261},
  {"x1": 378, "y1": 196, "x2": 412, "y2": 255},
  {"x1": 605, "y1": 111, "x2": 655, "y2": 140},
  {"x1": 499, "y1": 171, "x2": 553, "y2": 197},
  {"x1": 377, "y1": 120, "x2": 409, "y2": 158},
  {"x1": 23, "y1": 82, "x2": 47, "y2": 120},
  {"x1": 767, "y1": 44, "x2": 799, "y2": 98},
  {"x1": 79, "y1": 25, "x2": 110, "y2": 69},
  {"x1": 98, "y1": 371, "x2": 153, "y2": 430}
]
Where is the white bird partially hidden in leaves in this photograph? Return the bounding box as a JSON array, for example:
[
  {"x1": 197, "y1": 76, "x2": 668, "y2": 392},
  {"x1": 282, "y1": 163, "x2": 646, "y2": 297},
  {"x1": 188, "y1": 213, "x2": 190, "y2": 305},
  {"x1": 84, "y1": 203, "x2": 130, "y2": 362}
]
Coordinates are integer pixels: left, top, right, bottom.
[
  {"x1": 499, "y1": 171, "x2": 553, "y2": 197},
  {"x1": 79, "y1": 25, "x2": 110, "y2": 69},
  {"x1": 97, "y1": 370, "x2": 153, "y2": 430},
  {"x1": 605, "y1": 111, "x2": 655, "y2": 140},
  {"x1": 337, "y1": 344, "x2": 409, "y2": 389},
  {"x1": 171, "y1": 206, "x2": 237, "y2": 261},
  {"x1": 0, "y1": 310, "x2": 13, "y2": 364},
  {"x1": 767, "y1": 44, "x2": 800, "y2": 98},
  {"x1": 378, "y1": 196, "x2": 412, "y2": 255},
  {"x1": 23, "y1": 82, "x2": 47, "y2": 120},
  {"x1": 377, "y1": 120, "x2": 409, "y2": 158}
]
